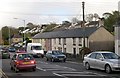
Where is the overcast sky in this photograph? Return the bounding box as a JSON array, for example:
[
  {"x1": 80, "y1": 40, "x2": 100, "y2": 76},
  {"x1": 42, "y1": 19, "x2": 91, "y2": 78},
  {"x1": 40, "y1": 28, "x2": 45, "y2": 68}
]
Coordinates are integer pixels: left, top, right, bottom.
[{"x1": 0, "y1": 0, "x2": 120, "y2": 29}]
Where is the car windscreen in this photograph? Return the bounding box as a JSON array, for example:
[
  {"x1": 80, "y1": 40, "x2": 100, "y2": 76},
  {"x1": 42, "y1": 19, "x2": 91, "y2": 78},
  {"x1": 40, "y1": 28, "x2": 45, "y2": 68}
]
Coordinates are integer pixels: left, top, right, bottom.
[
  {"x1": 31, "y1": 46, "x2": 42, "y2": 50},
  {"x1": 102, "y1": 53, "x2": 120, "y2": 59},
  {"x1": 18, "y1": 54, "x2": 34, "y2": 60}
]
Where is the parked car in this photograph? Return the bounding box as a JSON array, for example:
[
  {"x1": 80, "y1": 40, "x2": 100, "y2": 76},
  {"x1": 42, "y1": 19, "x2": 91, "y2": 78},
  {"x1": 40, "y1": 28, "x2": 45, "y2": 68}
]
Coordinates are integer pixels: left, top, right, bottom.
[
  {"x1": 8, "y1": 47, "x2": 16, "y2": 52},
  {"x1": 10, "y1": 53, "x2": 36, "y2": 73},
  {"x1": 0, "y1": 47, "x2": 8, "y2": 52},
  {"x1": 45, "y1": 50, "x2": 66, "y2": 62},
  {"x1": 83, "y1": 51, "x2": 120, "y2": 73},
  {"x1": 16, "y1": 47, "x2": 26, "y2": 53},
  {"x1": 2, "y1": 51, "x2": 10, "y2": 59}
]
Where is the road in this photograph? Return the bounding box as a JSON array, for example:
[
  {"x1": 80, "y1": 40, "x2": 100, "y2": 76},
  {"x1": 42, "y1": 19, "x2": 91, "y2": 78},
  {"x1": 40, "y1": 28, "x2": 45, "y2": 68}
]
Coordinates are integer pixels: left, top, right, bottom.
[{"x1": 1, "y1": 57, "x2": 120, "y2": 78}]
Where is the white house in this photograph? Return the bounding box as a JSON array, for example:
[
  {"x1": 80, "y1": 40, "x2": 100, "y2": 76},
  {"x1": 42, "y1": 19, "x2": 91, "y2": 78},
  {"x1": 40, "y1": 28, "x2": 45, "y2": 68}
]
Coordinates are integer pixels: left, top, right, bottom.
[{"x1": 32, "y1": 26, "x2": 114, "y2": 55}]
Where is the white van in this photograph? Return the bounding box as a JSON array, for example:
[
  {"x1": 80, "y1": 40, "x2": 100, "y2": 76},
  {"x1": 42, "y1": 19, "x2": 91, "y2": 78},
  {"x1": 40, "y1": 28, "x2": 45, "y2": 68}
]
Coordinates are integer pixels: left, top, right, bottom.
[{"x1": 26, "y1": 43, "x2": 44, "y2": 58}]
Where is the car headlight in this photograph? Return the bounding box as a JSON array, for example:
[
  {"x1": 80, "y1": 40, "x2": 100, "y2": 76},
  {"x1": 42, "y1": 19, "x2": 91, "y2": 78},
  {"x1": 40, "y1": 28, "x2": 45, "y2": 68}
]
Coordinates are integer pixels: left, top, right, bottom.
[{"x1": 64, "y1": 55, "x2": 66, "y2": 58}]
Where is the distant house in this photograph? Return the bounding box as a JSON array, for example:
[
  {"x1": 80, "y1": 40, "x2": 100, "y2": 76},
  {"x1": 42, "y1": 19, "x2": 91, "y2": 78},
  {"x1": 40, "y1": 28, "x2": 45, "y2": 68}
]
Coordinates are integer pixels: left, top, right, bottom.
[
  {"x1": 12, "y1": 34, "x2": 22, "y2": 43},
  {"x1": 0, "y1": 30, "x2": 3, "y2": 45},
  {"x1": 32, "y1": 27, "x2": 114, "y2": 55}
]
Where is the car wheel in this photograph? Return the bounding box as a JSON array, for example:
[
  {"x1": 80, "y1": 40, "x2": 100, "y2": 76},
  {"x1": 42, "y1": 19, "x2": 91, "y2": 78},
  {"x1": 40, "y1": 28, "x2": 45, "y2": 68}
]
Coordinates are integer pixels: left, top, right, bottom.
[
  {"x1": 105, "y1": 65, "x2": 112, "y2": 74},
  {"x1": 8, "y1": 56, "x2": 10, "y2": 59},
  {"x1": 85, "y1": 62, "x2": 90, "y2": 70},
  {"x1": 14, "y1": 67, "x2": 19, "y2": 73},
  {"x1": 46, "y1": 58, "x2": 48, "y2": 61},
  {"x1": 33, "y1": 68, "x2": 36, "y2": 71},
  {"x1": 10, "y1": 66, "x2": 13, "y2": 70},
  {"x1": 41, "y1": 55, "x2": 44, "y2": 58},
  {"x1": 51, "y1": 58, "x2": 54, "y2": 62},
  {"x1": 63, "y1": 59, "x2": 66, "y2": 62}
]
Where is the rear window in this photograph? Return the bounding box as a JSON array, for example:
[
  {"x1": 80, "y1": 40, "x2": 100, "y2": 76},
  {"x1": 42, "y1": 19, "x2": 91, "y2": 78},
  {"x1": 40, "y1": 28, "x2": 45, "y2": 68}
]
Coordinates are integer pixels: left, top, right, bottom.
[{"x1": 18, "y1": 54, "x2": 34, "y2": 60}]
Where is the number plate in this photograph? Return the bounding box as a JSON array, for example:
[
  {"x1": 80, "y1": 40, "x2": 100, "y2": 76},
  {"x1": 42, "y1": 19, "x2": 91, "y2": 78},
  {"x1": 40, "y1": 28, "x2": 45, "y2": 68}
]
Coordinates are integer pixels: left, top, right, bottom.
[
  {"x1": 59, "y1": 58, "x2": 63, "y2": 60},
  {"x1": 23, "y1": 62, "x2": 30, "y2": 64}
]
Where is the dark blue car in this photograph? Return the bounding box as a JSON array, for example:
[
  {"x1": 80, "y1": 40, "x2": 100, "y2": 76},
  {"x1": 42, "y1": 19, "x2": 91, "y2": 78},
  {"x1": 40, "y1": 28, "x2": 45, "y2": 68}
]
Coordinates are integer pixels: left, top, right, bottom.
[
  {"x1": 8, "y1": 47, "x2": 16, "y2": 52},
  {"x1": 45, "y1": 50, "x2": 66, "y2": 62}
]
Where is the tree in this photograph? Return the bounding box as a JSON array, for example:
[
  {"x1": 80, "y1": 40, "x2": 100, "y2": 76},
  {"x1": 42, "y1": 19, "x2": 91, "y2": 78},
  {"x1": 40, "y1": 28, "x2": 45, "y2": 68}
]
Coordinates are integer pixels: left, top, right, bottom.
[
  {"x1": 43, "y1": 23, "x2": 57, "y2": 32},
  {"x1": 2, "y1": 26, "x2": 19, "y2": 45},
  {"x1": 103, "y1": 11, "x2": 120, "y2": 33},
  {"x1": 71, "y1": 17, "x2": 79, "y2": 24},
  {"x1": 27, "y1": 22, "x2": 36, "y2": 29}
]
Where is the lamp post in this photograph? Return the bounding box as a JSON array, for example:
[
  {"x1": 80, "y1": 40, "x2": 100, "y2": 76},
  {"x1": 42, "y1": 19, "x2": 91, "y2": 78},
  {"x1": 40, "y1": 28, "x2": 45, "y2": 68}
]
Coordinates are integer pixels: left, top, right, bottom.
[{"x1": 14, "y1": 18, "x2": 26, "y2": 42}]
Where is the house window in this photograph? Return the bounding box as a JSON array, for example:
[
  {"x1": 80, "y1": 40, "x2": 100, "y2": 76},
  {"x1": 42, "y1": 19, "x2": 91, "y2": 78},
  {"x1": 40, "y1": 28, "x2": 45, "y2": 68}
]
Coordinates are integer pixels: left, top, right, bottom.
[
  {"x1": 63, "y1": 38, "x2": 66, "y2": 45},
  {"x1": 73, "y1": 38, "x2": 76, "y2": 46},
  {"x1": 79, "y1": 38, "x2": 82, "y2": 46},
  {"x1": 58, "y1": 47, "x2": 62, "y2": 51},
  {"x1": 54, "y1": 47, "x2": 56, "y2": 50},
  {"x1": 59, "y1": 38, "x2": 61, "y2": 45}
]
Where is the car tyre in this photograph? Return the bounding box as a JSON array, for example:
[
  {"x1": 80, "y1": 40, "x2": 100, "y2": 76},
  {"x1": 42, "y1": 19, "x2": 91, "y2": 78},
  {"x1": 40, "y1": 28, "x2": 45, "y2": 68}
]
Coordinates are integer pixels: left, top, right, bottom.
[
  {"x1": 51, "y1": 58, "x2": 54, "y2": 62},
  {"x1": 32, "y1": 68, "x2": 36, "y2": 71},
  {"x1": 105, "y1": 65, "x2": 112, "y2": 74},
  {"x1": 14, "y1": 67, "x2": 19, "y2": 73},
  {"x1": 85, "y1": 62, "x2": 90, "y2": 70},
  {"x1": 45, "y1": 57, "x2": 48, "y2": 61},
  {"x1": 8, "y1": 56, "x2": 10, "y2": 59},
  {"x1": 41, "y1": 55, "x2": 44, "y2": 58},
  {"x1": 10, "y1": 66, "x2": 13, "y2": 70},
  {"x1": 63, "y1": 59, "x2": 66, "y2": 62}
]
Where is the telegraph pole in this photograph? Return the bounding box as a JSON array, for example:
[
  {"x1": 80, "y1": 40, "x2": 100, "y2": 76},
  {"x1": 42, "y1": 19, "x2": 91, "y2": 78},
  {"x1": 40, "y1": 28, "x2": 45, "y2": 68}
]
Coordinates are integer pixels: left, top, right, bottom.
[{"x1": 82, "y1": 2, "x2": 85, "y2": 48}]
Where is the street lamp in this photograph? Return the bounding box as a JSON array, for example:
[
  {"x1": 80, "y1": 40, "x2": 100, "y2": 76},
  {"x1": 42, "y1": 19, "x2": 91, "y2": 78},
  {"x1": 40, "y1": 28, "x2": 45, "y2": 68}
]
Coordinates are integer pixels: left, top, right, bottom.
[{"x1": 13, "y1": 18, "x2": 26, "y2": 42}]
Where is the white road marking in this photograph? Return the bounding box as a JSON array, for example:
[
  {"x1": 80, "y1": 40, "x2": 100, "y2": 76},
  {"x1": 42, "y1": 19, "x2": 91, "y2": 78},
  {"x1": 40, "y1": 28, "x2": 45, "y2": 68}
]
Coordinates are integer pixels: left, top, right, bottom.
[
  {"x1": 63, "y1": 66, "x2": 76, "y2": 71},
  {"x1": 53, "y1": 71, "x2": 92, "y2": 73},
  {"x1": 53, "y1": 73, "x2": 68, "y2": 78},
  {"x1": 46, "y1": 69, "x2": 62, "y2": 71},
  {"x1": 37, "y1": 60, "x2": 106, "y2": 77},
  {"x1": 66, "y1": 61, "x2": 82, "y2": 64},
  {"x1": 92, "y1": 72, "x2": 107, "y2": 76},
  {"x1": 53, "y1": 71, "x2": 107, "y2": 77},
  {"x1": 61, "y1": 74, "x2": 98, "y2": 76},
  {"x1": 36, "y1": 67, "x2": 46, "y2": 71}
]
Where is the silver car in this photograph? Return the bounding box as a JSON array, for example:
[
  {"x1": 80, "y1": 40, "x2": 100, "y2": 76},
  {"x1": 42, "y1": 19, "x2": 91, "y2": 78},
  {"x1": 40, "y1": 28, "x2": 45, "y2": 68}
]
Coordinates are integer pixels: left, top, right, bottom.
[{"x1": 83, "y1": 51, "x2": 120, "y2": 73}]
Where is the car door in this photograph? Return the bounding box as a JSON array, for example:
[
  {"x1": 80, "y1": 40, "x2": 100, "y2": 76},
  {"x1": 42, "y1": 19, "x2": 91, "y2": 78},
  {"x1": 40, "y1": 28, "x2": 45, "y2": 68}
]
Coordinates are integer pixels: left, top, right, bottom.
[
  {"x1": 95, "y1": 53, "x2": 105, "y2": 70},
  {"x1": 88, "y1": 53, "x2": 97, "y2": 68},
  {"x1": 46, "y1": 51, "x2": 52, "y2": 60}
]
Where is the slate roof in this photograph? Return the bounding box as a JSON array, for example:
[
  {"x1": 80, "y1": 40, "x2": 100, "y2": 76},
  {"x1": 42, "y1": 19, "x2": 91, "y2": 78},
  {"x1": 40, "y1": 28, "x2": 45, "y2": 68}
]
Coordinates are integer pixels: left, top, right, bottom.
[{"x1": 33, "y1": 27, "x2": 99, "y2": 39}]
